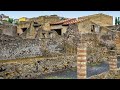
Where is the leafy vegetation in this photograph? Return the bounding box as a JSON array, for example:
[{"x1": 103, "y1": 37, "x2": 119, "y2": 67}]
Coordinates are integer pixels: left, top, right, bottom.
[{"x1": 8, "y1": 18, "x2": 13, "y2": 23}]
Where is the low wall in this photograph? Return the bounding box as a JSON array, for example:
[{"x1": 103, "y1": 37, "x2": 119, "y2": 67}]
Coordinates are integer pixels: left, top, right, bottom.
[
  {"x1": 0, "y1": 34, "x2": 65, "y2": 60},
  {"x1": 0, "y1": 39, "x2": 43, "y2": 60},
  {"x1": 0, "y1": 55, "x2": 76, "y2": 79}
]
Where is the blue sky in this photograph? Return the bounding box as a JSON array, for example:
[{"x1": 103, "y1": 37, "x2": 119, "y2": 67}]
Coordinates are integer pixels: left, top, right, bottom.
[{"x1": 0, "y1": 11, "x2": 119, "y2": 24}]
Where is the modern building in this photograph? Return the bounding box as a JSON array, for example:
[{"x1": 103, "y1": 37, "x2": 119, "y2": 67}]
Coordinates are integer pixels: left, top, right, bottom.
[{"x1": 19, "y1": 17, "x2": 28, "y2": 22}]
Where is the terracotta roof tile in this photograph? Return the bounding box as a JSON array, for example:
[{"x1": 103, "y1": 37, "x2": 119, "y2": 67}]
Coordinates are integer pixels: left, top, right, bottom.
[
  {"x1": 62, "y1": 18, "x2": 88, "y2": 25},
  {"x1": 63, "y1": 19, "x2": 79, "y2": 25},
  {"x1": 50, "y1": 18, "x2": 76, "y2": 25},
  {"x1": 50, "y1": 18, "x2": 89, "y2": 25}
]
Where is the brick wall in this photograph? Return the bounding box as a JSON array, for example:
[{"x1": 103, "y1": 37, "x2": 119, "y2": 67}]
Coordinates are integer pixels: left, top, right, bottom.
[{"x1": 77, "y1": 42, "x2": 87, "y2": 79}]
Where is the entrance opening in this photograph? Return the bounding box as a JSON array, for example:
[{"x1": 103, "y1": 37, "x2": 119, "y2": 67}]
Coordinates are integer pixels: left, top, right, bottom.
[
  {"x1": 33, "y1": 22, "x2": 41, "y2": 28},
  {"x1": 52, "y1": 29, "x2": 62, "y2": 35},
  {"x1": 91, "y1": 25, "x2": 95, "y2": 32},
  {"x1": 42, "y1": 33, "x2": 45, "y2": 38},
  {"x1": 21, "y1": 28, "x2": 27, "y2": 32}
]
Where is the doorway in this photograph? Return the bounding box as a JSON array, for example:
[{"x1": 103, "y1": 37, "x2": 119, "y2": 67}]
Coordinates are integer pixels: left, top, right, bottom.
[
  {"x1": 52, "y1": 29, "x2": 62, "y2": 35},
  {"x1": 21, "y1": 28, "x2": 27, "y2": 32}
]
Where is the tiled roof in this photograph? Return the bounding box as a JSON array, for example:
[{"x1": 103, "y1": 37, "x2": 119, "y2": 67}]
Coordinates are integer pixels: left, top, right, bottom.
[
  {"x1": 63, "y1": 19, "x2": 79, "y2": 25},
  {"x1": 50, "y1": 18, "x2": 76, "y2": 25},
  {"x1": 62, "y1": 18, "x2": 88, "y2": 25},
  {"x1": 50, "y1": 18, "x2": 89, "y2": 25}
]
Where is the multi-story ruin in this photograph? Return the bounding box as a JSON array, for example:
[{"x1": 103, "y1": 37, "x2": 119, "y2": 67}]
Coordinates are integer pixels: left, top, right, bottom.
[{"x1": 1, "y1": 13, "x2": 120, "y2": 79}]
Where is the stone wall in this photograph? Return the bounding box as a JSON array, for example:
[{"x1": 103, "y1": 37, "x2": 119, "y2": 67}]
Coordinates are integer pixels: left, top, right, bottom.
[
  {"x1": 0, "y1": 55, "x2": 76, "y2": 79},
  {"x1": 18, "y1": 15, "x2": 62, "y2": 32},
  {"x1": 114, "y1": 31, "x2": 120, "y2": 55},
  {"x1": 0, "y1": 25, "x2": 17, "y2": 36},
  {"x1": 79, "y1": 32, "x2": 115, "y2": 64},
  {"x1": 0, "y1": 38, "x2": 43, "y2": 60},
  {"x1": 0, "y1": 33, "x2": 67, "y2": 60},
  {"x1": 78, "y1": 13, "x2": 113, "y2": 26},
  {"x1": 78, "y1": 20, "x2": 92, "y2": 33}
]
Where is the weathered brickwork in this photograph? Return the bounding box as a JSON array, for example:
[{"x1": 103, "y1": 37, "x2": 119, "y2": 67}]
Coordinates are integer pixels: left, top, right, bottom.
[
  {"x1": 77, "y1": 43, "x2": 87, "y2": 79},
  {"x1": 109, "y1": 56, "x2": 117, "y2": 71}
]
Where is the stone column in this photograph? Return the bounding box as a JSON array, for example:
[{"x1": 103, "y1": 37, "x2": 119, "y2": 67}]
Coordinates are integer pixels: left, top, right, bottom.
[
  {"x1": 77, "y1": 42, "x2": 87, "y2": 79},
  {"x1": 109, "y1": 50, "x2": 117, "y2": 71}
]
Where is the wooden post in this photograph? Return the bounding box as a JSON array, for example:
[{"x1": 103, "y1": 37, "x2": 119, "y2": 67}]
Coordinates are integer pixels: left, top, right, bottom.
[{"x1": 77, "y1": 42, "x2": 87, "y2": 79}]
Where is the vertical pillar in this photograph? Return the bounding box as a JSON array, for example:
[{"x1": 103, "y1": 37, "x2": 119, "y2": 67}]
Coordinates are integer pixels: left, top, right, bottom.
[
  {"x1": 77, "y1": 42, "x2": 87, "y2": 79},
  {"x1": 109, "y1": 55, "x2": 117, "y2": 71}
]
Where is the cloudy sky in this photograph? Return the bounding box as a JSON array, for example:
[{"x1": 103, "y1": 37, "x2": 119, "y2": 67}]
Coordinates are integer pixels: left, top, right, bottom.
[{"x1": 0, "y1": 11, "x2": 119, "y2": 24}]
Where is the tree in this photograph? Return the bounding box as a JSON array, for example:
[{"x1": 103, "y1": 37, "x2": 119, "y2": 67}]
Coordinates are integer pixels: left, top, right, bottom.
[
  {"x1": 118, "y1": 17, "x2": 120, "y2": 25},
  {"x1": 115, "y1": 17, "x2": 118, "y2": 25},
  {"x1": 15, "y1": 21, "x2": 18, "y2": 25},
  {"x1": 8, "y1": 18, "x2": 13, "y2": 23}
]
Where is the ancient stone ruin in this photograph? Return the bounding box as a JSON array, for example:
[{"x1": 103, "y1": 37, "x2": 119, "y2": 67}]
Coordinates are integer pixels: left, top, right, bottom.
[{"x1": 0, "y1": 13, "x2": 120, "y2": 79}]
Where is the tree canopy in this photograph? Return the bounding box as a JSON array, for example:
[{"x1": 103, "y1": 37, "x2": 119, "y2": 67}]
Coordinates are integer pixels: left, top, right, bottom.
[{"x1": 8, "y1": 18, "x2": 13, "y2": 23}]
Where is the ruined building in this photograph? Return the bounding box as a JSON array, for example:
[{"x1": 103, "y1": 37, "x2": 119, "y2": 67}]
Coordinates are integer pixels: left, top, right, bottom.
[
  {"x1": 50, "y1": 13, "x2": 113, "y2": 35},
  {"x1": 0, "y1": 13, "x2": 120, "y2": 79},
  {"x1": 0, "y1": 13, "x2": 113, "y2": 40},
  {"x1": 17, "y1": 15, "x2": 64, "y2": 36}
]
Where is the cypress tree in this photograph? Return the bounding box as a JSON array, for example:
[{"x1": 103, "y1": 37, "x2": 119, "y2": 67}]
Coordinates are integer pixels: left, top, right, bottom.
[
  {"x1": 118, "y1": 17, "x2": 120, "y2": 25},
  {"x1": 8, "y1": 18, "x2": 13, "y2": 23},
  {"x1": 115, "y1": 17, "x2": 118, "y2": 25}
]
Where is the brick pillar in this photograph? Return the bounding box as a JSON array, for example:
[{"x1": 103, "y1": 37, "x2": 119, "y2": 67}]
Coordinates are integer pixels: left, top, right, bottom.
[
  {"x1": 109, "y1": 55, "x2": 117, "y2": 71},
  {"x1": 77, "y1": 43, "x2": 87, "y2": 79}
]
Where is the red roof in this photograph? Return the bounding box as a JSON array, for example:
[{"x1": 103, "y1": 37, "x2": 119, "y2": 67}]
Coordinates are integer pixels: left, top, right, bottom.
[
  {"x1": 50, "y1": 18, "x2": 88, "y2": 25},
  {"x1": 63, "y1": 19, "x2": 79, "y2": 25},
  {"x1": 50, "y1": 18, "x2": 76, "y2": 25},
  {"x1": 63, "y1": 18, "x2": 88, "y2": 25}
]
